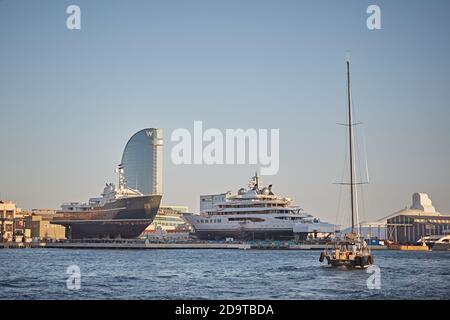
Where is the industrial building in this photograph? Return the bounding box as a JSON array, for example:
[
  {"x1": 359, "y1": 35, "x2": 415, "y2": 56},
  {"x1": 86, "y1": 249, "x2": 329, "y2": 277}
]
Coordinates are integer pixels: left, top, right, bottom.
[
  {"x1": 121, "y1": 128, "x2": 163, "y2": 195},
  {"x1": 386, "y1": 193, "x2": 450, "y2": 244}
]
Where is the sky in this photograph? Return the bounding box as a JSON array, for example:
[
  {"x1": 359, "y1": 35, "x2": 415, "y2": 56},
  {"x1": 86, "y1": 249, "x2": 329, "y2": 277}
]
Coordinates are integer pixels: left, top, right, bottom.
[{"x1": 0, "y1": 0, "x2": 449, "y2": 227}]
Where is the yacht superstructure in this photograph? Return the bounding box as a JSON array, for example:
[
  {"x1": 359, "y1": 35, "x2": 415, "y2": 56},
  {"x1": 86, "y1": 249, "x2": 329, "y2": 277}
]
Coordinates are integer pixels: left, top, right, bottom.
[{"x1": 183, "y1": 173, "x2": 330, "y2": 240}]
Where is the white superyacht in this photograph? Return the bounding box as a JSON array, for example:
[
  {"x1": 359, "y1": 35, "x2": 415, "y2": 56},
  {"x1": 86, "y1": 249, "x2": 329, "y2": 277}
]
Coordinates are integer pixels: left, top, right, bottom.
[{"x1": 183, "y1": 173, "x2": 334, "y2": 240}]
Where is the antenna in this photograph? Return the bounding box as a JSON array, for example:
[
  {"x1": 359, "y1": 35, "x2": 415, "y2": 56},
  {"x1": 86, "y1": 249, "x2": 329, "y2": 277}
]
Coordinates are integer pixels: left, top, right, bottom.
[{"x1": 346, "y1": 51, "x2": 351, "y2": 64}]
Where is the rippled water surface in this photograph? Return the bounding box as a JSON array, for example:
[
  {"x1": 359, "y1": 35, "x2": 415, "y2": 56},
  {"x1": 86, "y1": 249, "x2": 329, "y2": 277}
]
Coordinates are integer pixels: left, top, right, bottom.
[{"x1": 0, "y1": 249, "x2": 449, "y2": 299}]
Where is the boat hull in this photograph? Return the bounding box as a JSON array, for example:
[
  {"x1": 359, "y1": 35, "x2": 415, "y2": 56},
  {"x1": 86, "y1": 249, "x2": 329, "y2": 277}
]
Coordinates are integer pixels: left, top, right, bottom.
[
  {"x1": 192, "y1": 228, "x2": 296, "y2": 241},
  {"x1": 51, "y1": 195, "x2": 162, "y2": 239},
  {"x1": 182, "y1": 213, "x2": 312, "y2": 241},
  {"x1": 432, "y1": 243, "x2": 450, "y2": 251},
  {"x1": 325, "y1": 254, "x2": 373, "y2": 269},
  {"x1": 326, "y1": 258, "x2": 370, "y2": 269}
]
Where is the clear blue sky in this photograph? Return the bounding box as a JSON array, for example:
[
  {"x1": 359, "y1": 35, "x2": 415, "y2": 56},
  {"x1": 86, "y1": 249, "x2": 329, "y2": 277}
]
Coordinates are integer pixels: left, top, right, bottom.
[{"x1": 1, "y1": 0, "x2": 449, "y2": 226}]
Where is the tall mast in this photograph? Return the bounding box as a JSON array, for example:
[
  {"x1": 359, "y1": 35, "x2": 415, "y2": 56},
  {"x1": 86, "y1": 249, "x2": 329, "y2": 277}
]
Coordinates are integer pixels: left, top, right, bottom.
[{"x1": 347, "y1": 60, "x2": 356, "y2": 233}]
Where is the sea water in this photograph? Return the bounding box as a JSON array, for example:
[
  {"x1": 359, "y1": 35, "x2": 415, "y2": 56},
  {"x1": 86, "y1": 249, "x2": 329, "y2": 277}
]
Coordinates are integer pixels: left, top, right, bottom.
[{"x1": 0, "y1": 249, "x2": 448, "y2": 299}]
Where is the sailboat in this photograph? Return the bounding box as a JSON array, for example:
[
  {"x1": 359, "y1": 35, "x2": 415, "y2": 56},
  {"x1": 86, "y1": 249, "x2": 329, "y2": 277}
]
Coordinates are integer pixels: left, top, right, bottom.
[{"x1": 319, "y1": 59, "x2": 374, "y2": 269}]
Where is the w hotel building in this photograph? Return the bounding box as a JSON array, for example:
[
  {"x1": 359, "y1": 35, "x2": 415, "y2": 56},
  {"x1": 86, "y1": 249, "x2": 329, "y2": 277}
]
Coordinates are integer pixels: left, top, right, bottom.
[{"x1": 121, "y1": 128, "x2": 163, "y2": 195}]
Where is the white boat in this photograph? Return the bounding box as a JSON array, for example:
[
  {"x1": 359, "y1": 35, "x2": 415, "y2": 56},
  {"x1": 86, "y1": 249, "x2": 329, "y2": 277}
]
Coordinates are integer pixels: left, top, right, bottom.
[
  {"x1": 418, "y1": 231, "x2": 450, "y2": 251},
  {"x1": 432, "y1": 235, "x2": 450, "y2": 251},
  {"x1": 183, "y1": 173, "x2": 333, "y2": 241},
  {"x1": 293, "y1": 218, "x2": 337, "y2": 234}
]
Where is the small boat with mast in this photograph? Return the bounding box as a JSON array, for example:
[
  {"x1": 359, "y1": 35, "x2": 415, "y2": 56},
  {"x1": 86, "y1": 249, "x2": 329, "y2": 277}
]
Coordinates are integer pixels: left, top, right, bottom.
[{"x1": 319, "y1": 59, "x2": 374, "y2": 269}]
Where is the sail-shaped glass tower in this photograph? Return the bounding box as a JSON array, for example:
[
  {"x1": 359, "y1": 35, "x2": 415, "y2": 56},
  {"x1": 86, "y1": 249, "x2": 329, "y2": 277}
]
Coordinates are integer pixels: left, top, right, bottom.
[{"x1": 121, "y1": 128, "x2": 163, "y2": 195}]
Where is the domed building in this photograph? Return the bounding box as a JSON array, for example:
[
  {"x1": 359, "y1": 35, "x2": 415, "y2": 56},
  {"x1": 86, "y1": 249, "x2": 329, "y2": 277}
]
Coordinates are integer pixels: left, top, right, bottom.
[{"x1": 386, "y1": 193, "x2": 450, "y2": 244}]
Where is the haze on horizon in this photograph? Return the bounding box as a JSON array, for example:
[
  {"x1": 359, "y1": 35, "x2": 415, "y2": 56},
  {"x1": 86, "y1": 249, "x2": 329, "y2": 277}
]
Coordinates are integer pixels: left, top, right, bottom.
[{"x1": 1, "y1": 0, "x2": 449, "y2": 227}]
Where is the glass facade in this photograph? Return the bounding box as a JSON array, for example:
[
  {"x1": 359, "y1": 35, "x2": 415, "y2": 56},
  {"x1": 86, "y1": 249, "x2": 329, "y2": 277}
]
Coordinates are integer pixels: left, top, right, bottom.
[{"x1": 121, "y1": 128, "x2": 163, "y2": 195}]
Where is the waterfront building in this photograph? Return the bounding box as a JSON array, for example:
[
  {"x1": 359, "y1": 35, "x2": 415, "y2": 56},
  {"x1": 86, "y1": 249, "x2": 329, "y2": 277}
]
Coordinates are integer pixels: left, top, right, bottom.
[
  {"x1": 200, "y1": 192, "x2": 232, "y2": 212},
  {"x1": 386, "y1": 193, "x2": 450, "y2": 244},
  {"x1": 26, "y1": 209, "x2": 66, "y2": 240},
  {"x1": 145, "y1": 205, "x2": 190, "y2": 232},
  {"x1": 143, "y1": 226, "x2": 190, "y2": 242},
  {"x1": 0, "y1": 200, "x2": 28, "y2": 242},
  {"x1": 121, "y1": 128, "x2": 163, "y2": 195}
]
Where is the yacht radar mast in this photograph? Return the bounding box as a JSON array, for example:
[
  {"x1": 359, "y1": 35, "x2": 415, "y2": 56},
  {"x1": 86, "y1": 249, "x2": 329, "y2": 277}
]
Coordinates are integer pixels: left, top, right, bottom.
[
  {"x1": 116, "y1": 164, "x2": 125, "y2": 190},
  {"x1": 249, "y1": 171, "x2": 260, "y2": 192}
]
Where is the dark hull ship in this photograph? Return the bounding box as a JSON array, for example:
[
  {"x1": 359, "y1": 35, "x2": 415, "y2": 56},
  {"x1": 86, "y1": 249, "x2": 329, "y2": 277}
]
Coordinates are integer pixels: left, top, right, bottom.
[
  {"x1": 51, "y1": 166, "x2": 161, "y2": 239},
  {"x1": 52, "y1": 195, "x2": 161, "y2": 239}
]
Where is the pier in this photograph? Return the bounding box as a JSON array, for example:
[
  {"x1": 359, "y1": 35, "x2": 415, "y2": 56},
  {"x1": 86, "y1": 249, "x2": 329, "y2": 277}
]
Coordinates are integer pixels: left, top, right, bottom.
[
  {"x1": 1, "y1": 240, "x2": 390, "y2": 250},
  {"x1": 45, "y1": 241, "x2": 251, "y2": 250},
  {"x1": 248, "y1": 241, "x2": 388, "y2": 250},
  {"x1": 0, "y1": 240, "x2": 251, "y2": 250},
  {"x1": 0, "y1": 242, "x2": 46, "y2": 249}
]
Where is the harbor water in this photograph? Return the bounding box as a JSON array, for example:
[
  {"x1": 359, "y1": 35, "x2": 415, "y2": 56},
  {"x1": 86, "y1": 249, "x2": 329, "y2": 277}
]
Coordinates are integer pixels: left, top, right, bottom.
[{"x1": 0, "y1": 249, "x2": 449, "y2": 299}]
